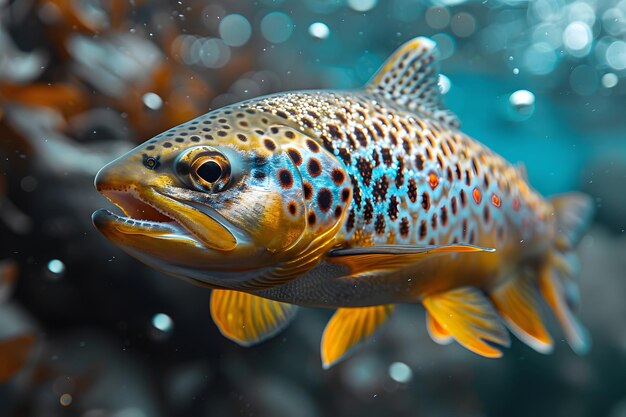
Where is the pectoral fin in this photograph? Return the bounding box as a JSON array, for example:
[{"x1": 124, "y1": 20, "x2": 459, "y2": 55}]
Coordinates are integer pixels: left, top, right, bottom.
[
  {"x1": 210, "y1": 290, "x2": 298, "y2": 347},
  {"x1": 321, "y1": 305, "x2": 394, "y2": 369},
  {"x1": 328, "y1": 244, "x2": 494, "y2": 278},
  {"x1": 491, "y1": 274, "x2": 553, "y2": 354},
  {"x1": 423, "y1": 287, "x2": 510, "y2": 358}
]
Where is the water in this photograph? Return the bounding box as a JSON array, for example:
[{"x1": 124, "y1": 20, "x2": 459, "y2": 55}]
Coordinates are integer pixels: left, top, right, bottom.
[{"x1": 0, "y1": 1, "x2": 624, "y2": 417}]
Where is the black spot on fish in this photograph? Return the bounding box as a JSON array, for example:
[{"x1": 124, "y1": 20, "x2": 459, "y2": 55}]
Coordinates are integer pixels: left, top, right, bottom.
[
  {"x1": 375, "y1": 214, "x2": 386, "y2": 235},
  {"x1": 317, "y1": 188, "x2": 332, "y2": 213},
  {"x1": 388, "y1": 196, "x2": 399, "y2": 221},
  {"x1": 400, "y1": 217, "x2": 410, "y2": 238}
]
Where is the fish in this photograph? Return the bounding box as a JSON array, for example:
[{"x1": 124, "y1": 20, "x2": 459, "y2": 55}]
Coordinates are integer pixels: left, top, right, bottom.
[{"x1": 92, "y1": 37, "x2": 594, "y2": 368}]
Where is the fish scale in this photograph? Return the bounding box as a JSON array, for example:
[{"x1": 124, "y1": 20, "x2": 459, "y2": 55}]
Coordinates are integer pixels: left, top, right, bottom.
[
  {"x1": 93, "y1": 37, "x2": 594, "y2": 368},
  {"x1": 248, "y1": 91, "x2": 549, "y2": 252}
]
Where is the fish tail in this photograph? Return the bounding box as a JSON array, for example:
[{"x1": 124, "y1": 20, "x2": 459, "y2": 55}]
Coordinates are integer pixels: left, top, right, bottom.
[
  {"x1": 538, "y1": 193, "x2": 594, "y2": 354},
  {"x1": 489, "y1": 193, "x2": 594, "y2": 355}
]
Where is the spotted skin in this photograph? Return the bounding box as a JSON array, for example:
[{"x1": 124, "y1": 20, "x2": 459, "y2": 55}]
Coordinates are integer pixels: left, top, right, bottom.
[{"x1": 94, "y1": 37, "x2": 593, "y2": 363}]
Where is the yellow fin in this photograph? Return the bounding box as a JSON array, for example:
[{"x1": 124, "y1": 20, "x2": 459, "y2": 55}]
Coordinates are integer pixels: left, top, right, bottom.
[
  {"x1": 423, "y1": 287, "x2": 510, "y2": 358},
  {"x1": 491, "y1": 274, "x2": 553, "y2": 354},
  {"x1": 321, "y1": 305, "x2": 394, "y2": 369},
  {"x1": 210, "y1": 290, "x2": 298, "y2": 347},
  {"x1": 426, "y1": 313, "x2": 453, "y2": 345},
  {"x1": 328, "y1": 244, "x2": 494, "y2": 278}
]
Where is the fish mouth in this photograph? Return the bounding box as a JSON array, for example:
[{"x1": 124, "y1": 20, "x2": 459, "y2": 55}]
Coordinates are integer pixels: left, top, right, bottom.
[{"x1": 93, "y1": 187, "x2": 240, "y2": 252}]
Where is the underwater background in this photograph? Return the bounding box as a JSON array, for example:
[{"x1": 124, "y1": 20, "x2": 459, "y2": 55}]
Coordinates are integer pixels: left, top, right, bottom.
[{"x1": 0, "y1": 0, "x2": 625, "y2": 416}]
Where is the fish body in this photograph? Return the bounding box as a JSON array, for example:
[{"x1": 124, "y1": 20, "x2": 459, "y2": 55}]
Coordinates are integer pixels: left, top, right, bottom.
[{"x1": 93, "y1": 37, "x2": 593, "y2": 367}]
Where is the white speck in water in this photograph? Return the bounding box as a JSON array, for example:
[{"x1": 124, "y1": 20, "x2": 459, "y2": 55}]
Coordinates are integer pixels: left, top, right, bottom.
[
  {"x1": 142, "y1": 92, "x2": 163, "y2": 110},
  {"x1": 308, "y1": 22, "x2": 330, "y2": 40},
  {"x1": 513, "y1": 68, "x2": 519, "y2": 75},
  {"x1": 389, "y1": 362, "x2": 413, "y2": 383}
]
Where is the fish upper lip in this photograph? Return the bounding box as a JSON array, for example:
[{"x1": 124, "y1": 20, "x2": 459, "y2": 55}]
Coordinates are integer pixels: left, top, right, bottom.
[{"x1": 94, "y1": 186, "x2": 200, "y2": 241}]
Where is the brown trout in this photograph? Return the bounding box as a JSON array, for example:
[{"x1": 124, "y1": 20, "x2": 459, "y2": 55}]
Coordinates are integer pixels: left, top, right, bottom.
[{"x1": 93, "y1": 37, "x2": 593, "y2": 368}]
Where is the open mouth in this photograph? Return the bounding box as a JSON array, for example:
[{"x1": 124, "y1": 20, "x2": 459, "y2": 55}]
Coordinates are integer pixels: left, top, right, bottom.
[
  {"x1": 93, "y1": 185, "x2": 242, "y2": 252},
  {"x1": 92, "y1": 187, "x2": 202, "y2": 246}
]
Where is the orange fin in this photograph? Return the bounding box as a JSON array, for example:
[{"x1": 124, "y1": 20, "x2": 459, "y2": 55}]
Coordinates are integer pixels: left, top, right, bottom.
[
  {"x1": 422, "y1": 287, "x2": 510, "y2": 358},
  {"x1": 0, "y1": 334, "x2": 36, "y2": 382},
  {"x1": 491, "y1": 274, "x2": 553, "y2": 354},
  {"x1": 210, "y1": 290, "x2": 298, "y2": 347},
  {"x1": 426, "y1": 313, "x2": 453, "y2": 345},
  {"x1": 328, "y1": 244, "x2": 494, "y2": 278},
  {"x1": 539, "y1": 262, "x2": 590, "y2": 355},
  {"x1": 321, "y1": 305, "x2": 394, "y2": 369}
]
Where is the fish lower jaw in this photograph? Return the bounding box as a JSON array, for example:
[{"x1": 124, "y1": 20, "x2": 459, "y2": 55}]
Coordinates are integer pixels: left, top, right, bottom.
[{"x1": 93, "y1": 187, "x2": 203, "y2": 246}]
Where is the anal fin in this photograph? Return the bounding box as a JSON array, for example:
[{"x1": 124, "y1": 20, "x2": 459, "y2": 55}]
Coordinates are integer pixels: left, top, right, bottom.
[
  {"x1": 210, "y1": 290, "x2": 298, "y2": 347},
  {"x1": 321, "y1": 305, "x2": 394, "y2": 369},
  {"x1": 491, "y1": 274, "x2": 553, "y2": 354},
  {"x1": 423, "y1": 287, "x2": 510, "y2": 358},
  {"x1": 426, "y1": 313, "x2": 453, "y2": 345}
]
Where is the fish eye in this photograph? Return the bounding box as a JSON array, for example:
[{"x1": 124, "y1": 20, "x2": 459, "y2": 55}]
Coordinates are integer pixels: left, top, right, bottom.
[
  {"x1": 196, "y1": 160, "x2": 222, "y2": 183},
  {"x1": 191, "y1": 154, "x2": 231, "y2": 192}
]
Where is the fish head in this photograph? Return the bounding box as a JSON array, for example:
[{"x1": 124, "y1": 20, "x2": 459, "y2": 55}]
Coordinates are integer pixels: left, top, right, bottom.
[{"x1": 93, "y1": 105, "x2": 351, "y2": 288}]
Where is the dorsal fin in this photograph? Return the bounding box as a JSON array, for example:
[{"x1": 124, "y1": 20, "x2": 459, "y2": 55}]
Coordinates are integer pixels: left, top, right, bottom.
[{"x1": 366, "y1": 36, "x2": 460, "y2": 127}]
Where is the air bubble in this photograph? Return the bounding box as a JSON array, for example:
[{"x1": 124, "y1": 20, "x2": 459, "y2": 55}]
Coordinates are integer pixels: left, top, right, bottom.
[
  {"x1": 47, "y1": 259, "x2": 65, "y2": 278},
  {"x1": 309, "y1": 22, "x2": 330, "y2": 40},
  {"x1": 142, "y1": 92, "x2": 163, "y2": 110},
  {"x1": 508, "y1": 90, "x2": 535, "y2": 121},
  {"x1": 152, "y1": 313, "x2": 173, "y2": 333},
  {"x1": 388, "y1": 362, "x2": 413, "y2": 383},
  {"x1": 602, "y1": 73, "x2": 619, "y2": 88}
]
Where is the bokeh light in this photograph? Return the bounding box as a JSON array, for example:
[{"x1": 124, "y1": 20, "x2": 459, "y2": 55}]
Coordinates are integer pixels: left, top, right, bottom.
[
  {"x1": 347, "y1": 0, "x2": 378, "y2": 12},
  {"x1": 388, "y1": 362, "x2": 413, "y2": 384},
  {"x1": 219, "y1": 14, "x2": 252, "y2": 47},
  {"x1": 261, "y1": 12, "x2": 294, "y2": 44},
  {"x1": 309, "y1": 22, "x2": 331, "y2": 40}
]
